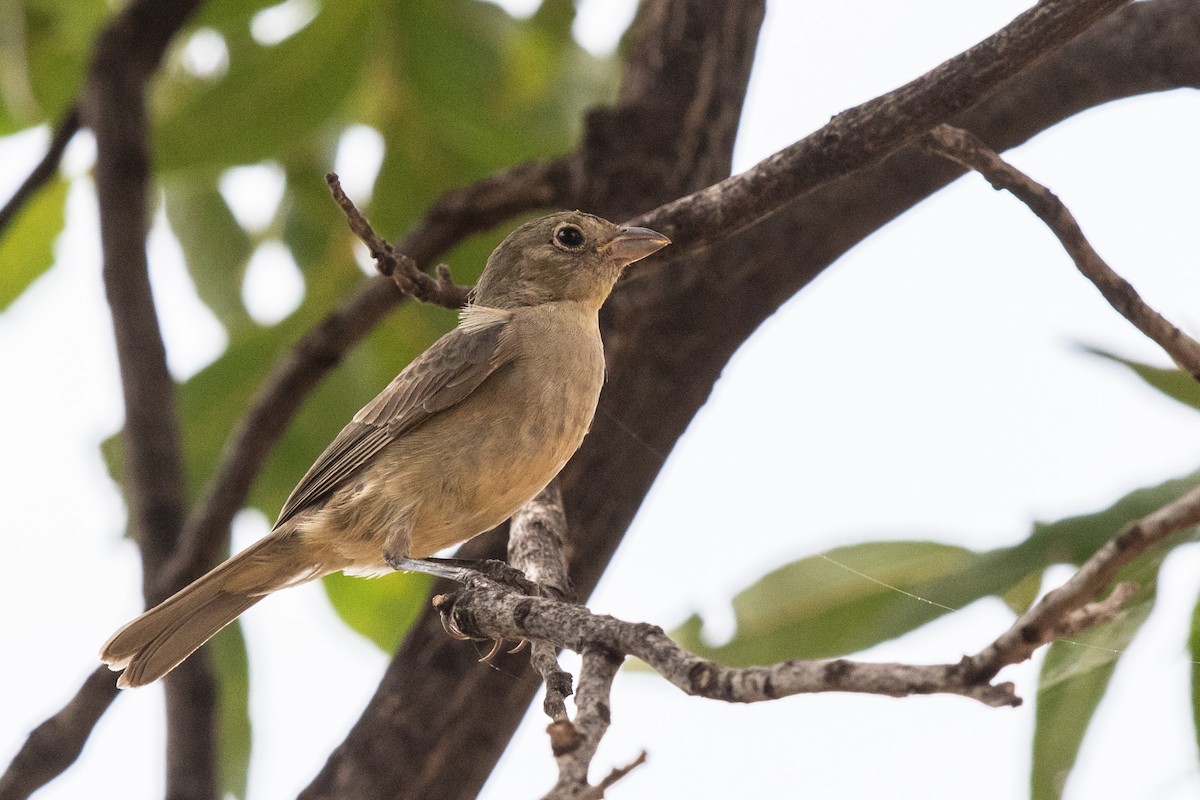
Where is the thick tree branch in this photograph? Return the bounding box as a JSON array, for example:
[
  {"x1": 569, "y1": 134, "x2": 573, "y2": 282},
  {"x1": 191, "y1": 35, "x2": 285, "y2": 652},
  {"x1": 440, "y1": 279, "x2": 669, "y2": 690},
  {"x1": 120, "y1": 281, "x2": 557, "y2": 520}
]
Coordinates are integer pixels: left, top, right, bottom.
[
  {"x1": 84, "y1": 0, "x2": 215, "y2": 796},
  {"x1": 922, "y1": 123, "x2": 1200, "y2": 379},
  {"x1": 0, "y1": 106, "x2": 79, "y2": 238},
  {"x1": 629, "y1": 0, "x2": 1132, "y2": 246}
]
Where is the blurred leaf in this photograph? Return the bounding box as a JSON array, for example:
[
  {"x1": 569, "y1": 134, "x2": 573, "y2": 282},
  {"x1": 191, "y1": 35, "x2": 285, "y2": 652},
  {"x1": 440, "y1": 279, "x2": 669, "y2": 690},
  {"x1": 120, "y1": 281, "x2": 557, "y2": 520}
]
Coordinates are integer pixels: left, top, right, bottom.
[
  {"x1": 1191, "y1": 592, "x2": 1200, "y2": 759},
  {"x1": 163, "y1": 176, "x2": 254, "y2": 327},
  {"x1": 4, "y1": 0, "x2": 108, "y2": 128},
  {"x1": 210, "y1": 622, "x2": 252, "y2": 800},
  {"x1": 154, "y1": 0, "x2": 374, "y2": 170},
  {"x1": 1082, "y1": 346, "x2": 1200, "y2": 413},
  {"x1": 1020, "y1": 470, "x2": 1200, "y2": 566},
  {"x1": 278, "y1": 148, "x2": 340, "y2": 275},
  {"x1": 1001, "y1": 568, "x2": 1044, "y2": 615},
  {"x1": 368, "y1": 0, "x2": 615, "y2": 236},
  {"x1": 323, "y1": 570, "x2": 432, "y2": 652},
  {"x1": 0, "y1": 174, "x2": 68, "y2": 310}
]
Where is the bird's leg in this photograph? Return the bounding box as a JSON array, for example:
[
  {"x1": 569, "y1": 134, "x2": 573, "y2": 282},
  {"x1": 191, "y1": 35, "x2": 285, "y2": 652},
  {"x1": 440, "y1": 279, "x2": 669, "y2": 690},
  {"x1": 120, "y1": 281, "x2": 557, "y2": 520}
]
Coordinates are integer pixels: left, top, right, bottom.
[
  {"x1": 386, "y1": 556, "x2": 480, "y2": 584},
  {"x1": 392, "y1": 556, "x2": 540, "y2": 594}
]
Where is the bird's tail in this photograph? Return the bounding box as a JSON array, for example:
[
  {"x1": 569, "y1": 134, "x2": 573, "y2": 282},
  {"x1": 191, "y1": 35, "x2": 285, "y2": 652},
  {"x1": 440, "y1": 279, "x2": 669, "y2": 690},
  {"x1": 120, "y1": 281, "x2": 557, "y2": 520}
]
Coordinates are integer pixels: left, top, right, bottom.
[{"x1": 101, "y1": 532, "x2": 324, "y2": 688}]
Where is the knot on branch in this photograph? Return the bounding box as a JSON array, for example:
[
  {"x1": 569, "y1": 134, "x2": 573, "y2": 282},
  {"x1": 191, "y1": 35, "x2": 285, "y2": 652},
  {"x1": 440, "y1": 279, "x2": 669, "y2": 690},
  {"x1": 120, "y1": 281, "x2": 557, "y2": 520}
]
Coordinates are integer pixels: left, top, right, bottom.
[{"x1": 547, "y1": 719, "x2": 584, "y2": 757}]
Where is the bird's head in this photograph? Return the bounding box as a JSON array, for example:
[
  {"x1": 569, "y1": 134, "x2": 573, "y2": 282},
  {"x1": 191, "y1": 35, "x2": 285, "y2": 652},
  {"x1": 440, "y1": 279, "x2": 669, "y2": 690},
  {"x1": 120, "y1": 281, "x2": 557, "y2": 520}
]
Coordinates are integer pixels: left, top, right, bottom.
[{"x1": 473, "y1": 211, "x2": 670, "y2": 310}]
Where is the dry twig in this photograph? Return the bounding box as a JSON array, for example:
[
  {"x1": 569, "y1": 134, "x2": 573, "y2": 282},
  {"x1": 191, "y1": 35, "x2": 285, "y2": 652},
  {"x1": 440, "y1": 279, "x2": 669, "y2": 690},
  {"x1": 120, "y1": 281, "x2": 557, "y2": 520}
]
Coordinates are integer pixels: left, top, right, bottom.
[
  {"x1": 922, "y1": 123, "x2": 1200, "y2": 380},
  {"x1": 325, "y1": 173, "x2": 471, "y2": 309}
]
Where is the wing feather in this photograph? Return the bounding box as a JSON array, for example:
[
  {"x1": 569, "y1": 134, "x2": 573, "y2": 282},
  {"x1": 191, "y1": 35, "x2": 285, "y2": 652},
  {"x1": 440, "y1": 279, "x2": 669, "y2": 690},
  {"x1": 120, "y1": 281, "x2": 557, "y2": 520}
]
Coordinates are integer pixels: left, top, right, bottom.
[{"x1": 274, "y1": 309, "x2": 513, "y2": 527}]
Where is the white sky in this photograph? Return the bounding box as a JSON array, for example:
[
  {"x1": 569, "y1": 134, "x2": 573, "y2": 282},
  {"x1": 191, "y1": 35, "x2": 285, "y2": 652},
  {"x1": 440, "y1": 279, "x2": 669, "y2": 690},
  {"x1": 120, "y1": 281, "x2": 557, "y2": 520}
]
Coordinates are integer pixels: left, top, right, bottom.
[{"x1": 2, "y1": 1, "x2": 1200, "y2": 798}]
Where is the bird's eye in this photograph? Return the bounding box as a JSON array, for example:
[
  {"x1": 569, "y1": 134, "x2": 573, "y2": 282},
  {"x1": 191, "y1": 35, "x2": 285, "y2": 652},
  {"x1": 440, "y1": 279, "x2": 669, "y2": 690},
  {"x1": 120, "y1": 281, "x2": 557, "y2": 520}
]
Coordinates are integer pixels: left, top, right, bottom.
[{"x1": 554, "y1": 225, "x2": 585, "y2": 249}]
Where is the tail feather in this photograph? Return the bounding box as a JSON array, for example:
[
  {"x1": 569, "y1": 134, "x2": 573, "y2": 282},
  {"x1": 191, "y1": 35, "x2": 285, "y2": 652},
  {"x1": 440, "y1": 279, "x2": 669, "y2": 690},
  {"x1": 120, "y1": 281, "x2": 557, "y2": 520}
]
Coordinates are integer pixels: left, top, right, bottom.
[{"x1": 101, "y1": 533, "x2": 322, "y2": 688}]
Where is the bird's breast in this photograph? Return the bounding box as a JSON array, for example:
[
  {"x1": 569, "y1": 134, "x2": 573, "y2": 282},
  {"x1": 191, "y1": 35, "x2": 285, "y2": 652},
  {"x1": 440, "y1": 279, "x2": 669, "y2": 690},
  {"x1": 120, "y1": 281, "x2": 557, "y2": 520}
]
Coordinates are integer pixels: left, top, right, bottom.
[{"x1": 400, "y1": 302, "x2": 605, "y2": 555}]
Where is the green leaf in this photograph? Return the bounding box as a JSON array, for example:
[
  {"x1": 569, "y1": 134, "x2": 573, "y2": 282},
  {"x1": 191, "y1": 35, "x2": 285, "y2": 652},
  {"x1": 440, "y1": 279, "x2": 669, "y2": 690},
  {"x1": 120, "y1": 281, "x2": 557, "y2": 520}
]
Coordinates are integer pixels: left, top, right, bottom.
[
  {"x1": 1020, "y1": 470, "x2": 1200, "y2": 566},
  {"x1": 6, "y1": 0, "x2": 108, "y2": 127},
  {"x1": 1082, "y1": 346, "x2": 1200, "y2": 413},
  {"x1": 210, "y1": 622, "x2": 252, "y2": 800},
  {"x1": 1001, "y1": 568, "x2": 1044, "y2": 615},
  {"x1": 0, "y1": 174, "x2": 68, "y2": 310},
  {"x1": 1031, "y1": 555, "x2": 1160, "y2": 800},
  {"x1": 322, "y1": 571, "x2": 432, "y2": 652},
  {"x1": 163, "y1": 175, "x2": 253, "y2": 327},
  {"x1": 671, "y1": 470, "x2": 1200, "y2": 668},
  {"x1": 154, "y1": 0, "x2": 374, "y2": 170},
  {"x1": 1189, "y1": 591, "x2": 1200, "y2": 761},
  {"x1": 674, "y1": 542, "x2": 982, "y2": 665}
]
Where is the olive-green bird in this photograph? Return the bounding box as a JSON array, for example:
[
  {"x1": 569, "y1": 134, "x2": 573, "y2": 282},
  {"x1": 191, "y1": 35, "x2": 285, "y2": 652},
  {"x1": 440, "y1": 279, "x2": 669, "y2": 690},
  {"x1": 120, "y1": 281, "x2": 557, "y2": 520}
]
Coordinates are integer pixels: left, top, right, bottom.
[{"x1": 101, "y1": 211, "x2": 669, "y2": 688}]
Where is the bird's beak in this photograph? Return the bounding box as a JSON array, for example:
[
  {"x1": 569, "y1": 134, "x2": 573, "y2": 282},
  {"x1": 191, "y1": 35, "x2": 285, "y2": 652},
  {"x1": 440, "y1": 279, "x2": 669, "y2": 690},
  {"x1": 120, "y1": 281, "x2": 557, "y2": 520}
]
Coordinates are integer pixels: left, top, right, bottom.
[{"x1": 600, "y1": 226, "x2": 671, "y2": 266}]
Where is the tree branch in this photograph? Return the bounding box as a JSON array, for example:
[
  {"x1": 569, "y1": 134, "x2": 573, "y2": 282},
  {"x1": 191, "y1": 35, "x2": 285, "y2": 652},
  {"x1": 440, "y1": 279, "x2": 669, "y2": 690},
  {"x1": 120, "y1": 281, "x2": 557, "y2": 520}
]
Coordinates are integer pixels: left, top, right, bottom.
[
  {"x1": 85, "y1": 0, "x2": 215, "y2": 795},
  {"x1": 922, "y1": 123, "x2": 1200, "y2": 379},
  {"x1": 969, "y1": 484, "x2": 1200, "y2": 680},
  {"x1": 508, "y1": 481, "x2": 575, "y2": 723},
  {"x1": 0, "y1": 105, "x2": 79, "y2": 238},
  {"x1": 542, "y1": 647, "x2": 628, "y2": 800},
  {"x1": 629, "y1": 0, "x2": 1133, "y2": 246},
  {"x1": 0, "y1": 0, "x2": 214, "y2": 797},
  {"x1": 324, "y1": 173, "x2": 471, "y2": 308},
  {"x1": 430, "y1": 478, "x2": 1200, "y2": 731},
  {"x1": 0, "y1": 668, "x2": 118, "y2": 800}
]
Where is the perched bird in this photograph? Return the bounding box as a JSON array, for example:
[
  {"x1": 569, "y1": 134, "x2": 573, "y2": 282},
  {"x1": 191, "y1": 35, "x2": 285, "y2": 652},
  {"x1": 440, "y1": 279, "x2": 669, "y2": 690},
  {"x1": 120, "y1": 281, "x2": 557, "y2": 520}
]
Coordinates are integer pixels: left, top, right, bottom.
[{"x1": 101, "y1": 211, "x2": 669, "y2": 688}]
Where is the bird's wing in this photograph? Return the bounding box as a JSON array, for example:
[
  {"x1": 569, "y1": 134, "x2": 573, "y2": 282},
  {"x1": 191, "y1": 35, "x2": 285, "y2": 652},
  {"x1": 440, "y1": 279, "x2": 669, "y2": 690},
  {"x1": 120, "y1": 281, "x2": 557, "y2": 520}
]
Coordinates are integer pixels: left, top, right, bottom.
[{"x1": 274, "y1": 308, "x2": 514, "y2": 527}]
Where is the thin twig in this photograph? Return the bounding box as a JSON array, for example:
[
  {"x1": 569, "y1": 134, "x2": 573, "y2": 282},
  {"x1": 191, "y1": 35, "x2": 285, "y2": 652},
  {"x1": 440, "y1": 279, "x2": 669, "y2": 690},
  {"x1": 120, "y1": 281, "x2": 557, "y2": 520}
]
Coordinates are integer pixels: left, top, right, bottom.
[
  {"x1": 590, "y1": 751, "x2": 647, "y2": 797},
  {"x1": 968, "y1": 483, "x2": 1200, "y2": 680},
  {"x1": 325, "y1": 173, "x2": 471, "y2": 309},
  {"x1": 922, "y1": 122, "x2": 1200, "y2": 380},
  {"x1": 0, "y1": 105, "x2": 80, "y2": 238}
]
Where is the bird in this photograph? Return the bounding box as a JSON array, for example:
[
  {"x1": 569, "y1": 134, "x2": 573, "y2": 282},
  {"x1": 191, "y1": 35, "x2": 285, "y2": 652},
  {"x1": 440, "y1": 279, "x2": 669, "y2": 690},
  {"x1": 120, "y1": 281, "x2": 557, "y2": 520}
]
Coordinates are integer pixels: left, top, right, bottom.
[{"x1": 100, "y1": 210, "x2": 670, "y2": 688}]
